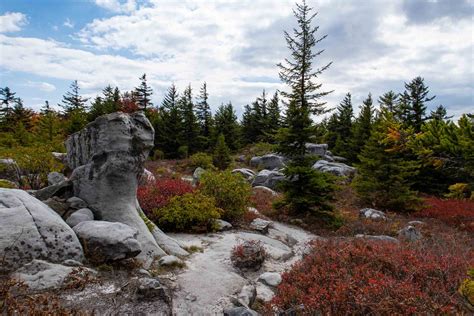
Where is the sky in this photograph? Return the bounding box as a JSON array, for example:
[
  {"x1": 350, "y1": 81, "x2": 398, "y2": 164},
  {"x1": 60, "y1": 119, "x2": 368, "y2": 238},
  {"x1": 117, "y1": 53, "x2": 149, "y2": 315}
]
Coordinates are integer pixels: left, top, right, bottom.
[{"x1": 0, "y1": 0, "x2": 473, "y2": 119}]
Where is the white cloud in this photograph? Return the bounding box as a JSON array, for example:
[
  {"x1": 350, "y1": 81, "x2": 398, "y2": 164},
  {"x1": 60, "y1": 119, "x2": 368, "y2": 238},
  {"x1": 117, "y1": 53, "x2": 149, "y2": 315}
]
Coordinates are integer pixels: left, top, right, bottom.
[
  {"x1": 0, "y1": 12, "x2": 28, "y2": 33},
  {"x1": 94, "y1": 0, "x2": 137, "y2": 13},
  {"x1": 63, "y1": 18, "x2": 74, "y2": 28},
  {"x1": 25, "y1": 81, "x2": 57, "y2": 92}
]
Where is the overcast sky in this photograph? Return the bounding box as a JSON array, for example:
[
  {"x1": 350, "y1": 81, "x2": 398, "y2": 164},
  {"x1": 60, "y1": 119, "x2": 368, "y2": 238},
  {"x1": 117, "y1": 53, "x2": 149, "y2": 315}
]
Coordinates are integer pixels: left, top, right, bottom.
[{"x1": 0, "y1": 0, "x2": 472, "y2": 119}]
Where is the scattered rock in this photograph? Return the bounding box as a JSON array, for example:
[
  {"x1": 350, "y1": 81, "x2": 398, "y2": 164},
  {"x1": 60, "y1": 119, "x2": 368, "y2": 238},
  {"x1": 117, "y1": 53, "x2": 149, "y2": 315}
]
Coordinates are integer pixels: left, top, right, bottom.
[
  {"x1": 223, "y1": 306, "x2": 258, "y2": 316},
  {"x1": 67, "y1": 196, "x2": 88, "y2": 210},
  {"x1": 359, "y1": 208, "x2": 388, "y2": 221},
  {"x1": 398, "y1": 225, "x2": 422, "y2": 242},
  {"x1": 232, "y1": 168, "x2": 256, "y2": 181},
  {"x1": 66, "y1": 208, "x2": 94, "y2": 227},
  {"x1": 252, "y1": 186, "x2": 279, "y2": 196},
  {"x1": 216, "y1": 219, "x2": 233, "y2": 231},
  {"x1": 33, "y1": 180, "x2": 73, "y2": 201},
  {"x1": 73, "y1": 221, "x2": 142, "y2": 264},
  {"x1": 256, "y1": 282, "x2": 275, "y2": 302},
  {"x1": 0, "y1": 188, "x2": 84, "y2": 272},
  {"x1": 249, "y1": 154, "x2": 286, "y2": 170},
  {"x1": 252, "y1": 169, "x2": 285, "y2": 190},
  {"x1": 250, "y1": 218, "x2": 273, "y2": 234},
  {"x1": 43, "y1": 196, "x2": 69, "y2": 217},
  {"x1": 312, "y1": 160, "x2": 356, "y2": 177},
  {"x1": 305, "y1": 143, "x2": 328, "y2": 157},
  {"x1": 159, "y1": 255, "x2": 184, "y2": 267},
  {"x1": 235, "y1": 284, "x2": 256, "y2": 307},
  {"x1": 247, "y1": 207, "x2": 260, "y2": 215},
  {"x1": 258, "y1": 272, "x2": 282, "y2": 287},
  {"x1": 139, "y1": 168, "x2": 156, "y2": 186},
  {"x1": 355, "y1": 234, "x2": 399, "y2": 243},
  {"x1": 136, "y1": 277, "x2": 168, "y2": 301},
  {"x1": 14, "y1": 259, "x2": 95, "y2": 291},
  {"x1": 47, "y1": 172, "x2": 66, "y2": 186},
  {"x1": 193, "y1": 167, "x2": 206, "y2": 183}
]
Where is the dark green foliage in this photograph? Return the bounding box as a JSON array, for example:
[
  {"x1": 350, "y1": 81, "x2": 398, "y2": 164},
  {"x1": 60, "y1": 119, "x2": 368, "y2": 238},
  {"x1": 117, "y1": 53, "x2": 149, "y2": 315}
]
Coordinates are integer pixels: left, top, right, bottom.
[
  {"x1": 351, "y1": 93, "x2": 374, "y2": 162},
  {"x1": 213, "y1": 134, "x2": 231, "y2": 170},
  {"x1": 0, "y1": 86, "x2": 18, "y2": 129},
  {"x1": 37, "y1": 101, "x2": 62, "y2": 143},
  {"x1": 276, "y1": 0, "x2": 335, "y2": 217},
  {"x1": 214, "y1": 102, "x2": 240, "y2": 150},
  {"x1": 59, "y1": 80, "x2": 89, "y2": 134},
  {"x1": 400, "y1": 76, "x2": 435, "y2": 132},
  {"x1": 134, "y1": 73, "x2": 153, "y2": 110},
  {"x1": 429, "y1": 105, "x2": 452, "y2": 121},
  {"x1": 195, "y1": 82, "x2": 214, "y2": 150},
  {"x1": 378, "y1": 90, "x2": 399, "y2": 114},
  {"x1": 325, "y1": 93, "x2": 353, "y2": 159},
  {"x1": 88, "y1": 86, "x2": 122, "y2": 120},
  {"x1": 353, "y1": 112, "x2": 420, "y2": 211},
  {"x1": 179, "y1": 84, "x2": 199, "y2": 154}
]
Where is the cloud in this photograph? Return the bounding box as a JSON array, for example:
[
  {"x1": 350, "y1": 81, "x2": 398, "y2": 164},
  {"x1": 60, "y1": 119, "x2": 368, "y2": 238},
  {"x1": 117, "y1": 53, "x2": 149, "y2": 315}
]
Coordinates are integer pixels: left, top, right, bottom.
[
  {"x1": 25, "y1": 81, "x2": 57, "y2": 92},
  {"x1": 0, "y1": 12, "x2": 28, "y2": 33},
  {"x1": 94, "y1": 0, "x2": 137, "y2": 13},
  {"x1": 63, "y1": 18, "x2": 74, "y2": 28},
  {"x1": 401, "y1": 0, "x2": 473, "y2": 24}
]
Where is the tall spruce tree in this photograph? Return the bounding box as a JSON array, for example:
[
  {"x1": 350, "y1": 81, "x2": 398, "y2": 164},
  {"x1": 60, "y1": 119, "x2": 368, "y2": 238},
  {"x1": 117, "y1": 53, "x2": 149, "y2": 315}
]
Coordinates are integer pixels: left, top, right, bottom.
[
  {"x1": 429, "y1": 105, "x2": 452, "y2": 121},
  {"x1": 276, "y1": 0, "x2": 335, "y2": 217},
  {"x1": 378, "y1": 90, "x2": 399, "y2": 114},
  {"x1": 0, "y1": 87, "x2": 19, "y2": 130},
  {"x1": 214, "y1": 102, "x2": 240, "y2": 150},
  {"x1": 267, "y1": 91, "x2": 282, "y2": 137},
  {"x1": 60, "y1": 80, "x2": 89, "y2": 133},
  {"x1": 401, "y1": 76, "x2": 435, "y2": 132},
  {"x1": 134, "y1": 74, "x2": 153, "y2": 110},
  {"x1": 196, "y1": 82, "x2": 213, "y2": 150},
  {"x1": 326, "y1": 93, "x2": 353, "y2": 159},
  {"x1": 38, "y1": 101, "x2": 61, "y2": 142},
  {"x1": 213, "y1": 133, "x2": 232, "y2": 170},
  {"x1": 351, "y1": 93, "x2": 374, "y2": 162},
  {"x1": 155, "y1": 84, "x2": 183, "y2": 157},
  {"x1": 179, "y1": 84, "x2": 199, "y2": 154}
]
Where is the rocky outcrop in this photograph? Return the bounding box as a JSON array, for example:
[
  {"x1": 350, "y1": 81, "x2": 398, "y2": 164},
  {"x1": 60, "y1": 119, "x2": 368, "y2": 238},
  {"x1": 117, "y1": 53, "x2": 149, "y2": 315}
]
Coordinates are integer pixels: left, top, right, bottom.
[
  {"x1": 249, "y1": 154, "x2": 286, "y2": 170},
  {"x1": 0, "y1": 188, "x2": 84, "y2": 272},
  {"x1": 232, "y1": 168, "x2": 256, "y2": 181},
  {"x1": 312, "y1": 160, "x2": 356, "y2": 177},
  {"x1": 252, "y1": 169, "x2": 285, "y2": 189},
  {"x1": 66, "y1": 112, "x2": 187, "y2": 267},
  {"x1": 73, "y1": 221, "x2": 142, "y2": 264},
  {"x1": 306, "y1": 143, "x2": 328, "y2": 156}
]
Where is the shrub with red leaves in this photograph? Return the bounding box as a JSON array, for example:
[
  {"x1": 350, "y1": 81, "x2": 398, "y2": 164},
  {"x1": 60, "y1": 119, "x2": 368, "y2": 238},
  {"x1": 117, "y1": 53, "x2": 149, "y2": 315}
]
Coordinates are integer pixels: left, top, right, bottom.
[
  {"x1": 137, "y1": 178, "x2": 194, "y2": 221},
  {"x1": 418, "y1": 197, "x2": 474, "y2": 232},
  {"x1": 268, "y1": 239, "x2": 473, "y2": 315}
]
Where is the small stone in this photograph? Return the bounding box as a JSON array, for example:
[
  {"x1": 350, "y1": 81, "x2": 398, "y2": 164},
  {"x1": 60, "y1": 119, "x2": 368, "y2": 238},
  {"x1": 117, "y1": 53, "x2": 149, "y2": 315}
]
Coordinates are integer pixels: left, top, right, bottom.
[
  {"x1": 47, "y1": 172, "x2": 66, "y2": 186},
  {"x1": 398, "y1": 225, "x2": 422, "y2": 242},
  {"x1": 258, "y1": 272, "x2": 282, "y2": 287},
  {"x1": 256, "y1": 282, "x2": 275, "y2": 302},
  {"x1": 359, "y1": 208, "x2": 388, "y2": 221},
  {"x1": 136, "y1": 277, "x2": 167, "y2": 301},
  {"x1": 66, "y1": 208, "x2": 94, "y2": 227},
  {"x1": 159, "y1": 255, "x2": 183, "y2": 266},
  {"x1": 67, "y1": 196, "x2": 88, "y2": 210},
  {"x1": 236, "y1": 284, "x2": 256, "y2": 307},
  {"x1": 250, "y1": 218, "x2": 273, "y2": 234},
  {"x1": 193, "y1": 167, "x2": 206, "y2": 182},
  {"x1": 215, "y1": 219, "x2": 233, "y2": 231}
]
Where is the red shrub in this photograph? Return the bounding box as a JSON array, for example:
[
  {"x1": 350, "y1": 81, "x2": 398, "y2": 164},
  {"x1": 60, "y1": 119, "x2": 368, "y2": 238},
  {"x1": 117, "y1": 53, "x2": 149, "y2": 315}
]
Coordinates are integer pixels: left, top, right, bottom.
[
  {"x1": 137, "y1": 178, "x2": 194, "y2": 219},
  {"x1": 268, "y1": 239, "x2": 473, "y2": 315},
  {"x1": 250, "y1": 188, "x2": 281, "y2": 218},
  {"x1": 418, "y1": 197, "x2": 474, "y2": 231}
]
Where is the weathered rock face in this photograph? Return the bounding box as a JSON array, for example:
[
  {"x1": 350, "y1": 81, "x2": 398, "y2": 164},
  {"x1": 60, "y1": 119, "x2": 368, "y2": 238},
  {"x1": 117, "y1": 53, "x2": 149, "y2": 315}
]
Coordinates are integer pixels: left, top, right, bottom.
[
  {"x1": 252, "y1": 169, "x2": 285, "y2": 190},
  {"x1": 65, "y1": 112, "x2": 186, "y2": 267},
  {"x1": 249, "y1": 154, "x2": 286, "y2": 170},
  {"x1": 0, "y1": 189, "x2": 84, "y2": 272},
  {"x1": 312, "y1": 159, "x2": 356, "y2": 177}
]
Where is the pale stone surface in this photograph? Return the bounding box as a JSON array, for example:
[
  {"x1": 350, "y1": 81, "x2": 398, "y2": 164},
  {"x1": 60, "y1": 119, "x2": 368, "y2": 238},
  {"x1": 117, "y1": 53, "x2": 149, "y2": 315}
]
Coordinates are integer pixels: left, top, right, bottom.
[
  {"x1": 258, "y1": 272, "x2": 282, "y2": 287},
  {"x1": 232, "y1": 168, "x2": 256, "y2": 181},
  {"x1": 312, "y1": 159, "x2": 356, "y2": 177},
  {"x1": 47, "y1": 172, "x2": 66, "y2": 186},
  {"x1": 249, "y1": 154, "x2": 285, "y2": 170},
  {"x1": 66, "y1": 208, "x2": 94, "y2": 227},
  {"x1": 252, "y1": 169, "x2": 285, "y2": 189},
  {"x1": 398, "y1": 225, "x2": 422, "y2": 242},
  {"x1": 0, "y1": 188, "x2": 84, "y2": 272},
  {"x1": 250, "y1": 218, "x2": 273, "y2": 234},
  {"x1": 359, "y1": 208, "x2": 388, "y2": 221},
  {"x1": 159, "y1": 255, "x2": 183, "y2": 266}
]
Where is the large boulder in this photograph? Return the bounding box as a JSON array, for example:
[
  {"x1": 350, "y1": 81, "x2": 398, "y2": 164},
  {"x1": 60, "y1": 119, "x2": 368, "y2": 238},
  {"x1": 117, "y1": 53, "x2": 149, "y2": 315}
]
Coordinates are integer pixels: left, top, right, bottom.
[
  {"x1": 249, "y1": 154, "x2": 286, "y2": 170},
  {"x1": 0, "y1": 188, "x2": 84, "y2": 272},
  {"x1": 73, "y1": 221, "x2": 141, "y2": 264},
  {"x1": 312, "y1": 160, "x2": 356, "y2": 177},
  {"x1": 66, "y1": 112, "x2": 187, "y2": 267},
  {"x1": 252, "y1": 169, "x2": 285, "y2": 190}
]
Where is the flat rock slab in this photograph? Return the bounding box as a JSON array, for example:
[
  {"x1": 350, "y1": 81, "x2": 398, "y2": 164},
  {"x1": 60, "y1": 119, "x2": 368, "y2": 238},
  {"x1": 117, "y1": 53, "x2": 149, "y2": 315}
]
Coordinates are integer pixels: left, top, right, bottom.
[{"x1": 169, "y1": 221, "x2": 314, "y2": 314}]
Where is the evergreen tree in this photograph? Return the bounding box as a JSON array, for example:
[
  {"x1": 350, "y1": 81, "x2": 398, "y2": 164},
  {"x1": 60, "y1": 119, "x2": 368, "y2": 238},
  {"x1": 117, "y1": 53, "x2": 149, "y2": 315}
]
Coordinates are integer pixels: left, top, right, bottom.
[
  {"x1": 10, "y1": 98, "x2": 34, "y2": 131},
  {"x1": 196, "y1": 82, "x2": 213, "y2": 150},
  {"x1": 241, "y1": 104, "x2": 258, "y2": 145},
  {"x1": 60, "y1": 80, "x2": 88, "y2": 133},
  {"x1": 267, "y1": 91, "x2": 282, "y2": 138},
  {"x1": 353, "y1": 110, "x2": 420, "y2": 211},
  {"x1": 134, "y1": 73, "x2": 153, "y2": 110},
  {"x1": 401, "y1": 76, "x2": 435, "y2": 132},
  {"x1": 351, "y1": 93, "x2": 374, "y2": 162},
  {"x1": 179, "y1": 84, "x2": 199, "y2": 154},
  {"x1": 378, "y1": 90, "x2": 398, "y2": 114},
  {"x1": 214, "y1": 102, "x2": 240, "y2": 150},
  {"x1": 326, "y1": 93, "x2": 353, "y2": 159},
  {"x1": 429, "y1": 105, "x2": 452, "y2": 121},
  {"x1": 213, "y1": 133, "x2": 231, "y2": 170},
  {"x1": 0, "y1": 87, "x2": 18, "y2": 129},
  {"x1": 276, "y1": 0, "x2": 335, "y2": 217},
  {"x1": 155, "y1": 84, "x2": 183, "y2": 157},
  {"x1": 38, "y1": 101, "x2": 61, "y2": 142}
]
